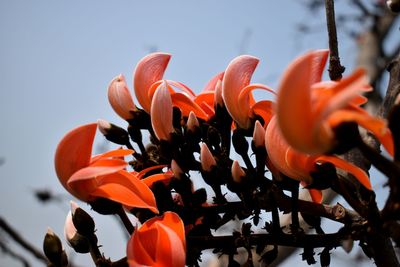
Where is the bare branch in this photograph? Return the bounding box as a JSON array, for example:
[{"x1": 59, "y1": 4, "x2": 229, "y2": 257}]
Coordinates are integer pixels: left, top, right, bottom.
[{"x1": 0, "y1": 216, "x2": 48, "y2": 264}]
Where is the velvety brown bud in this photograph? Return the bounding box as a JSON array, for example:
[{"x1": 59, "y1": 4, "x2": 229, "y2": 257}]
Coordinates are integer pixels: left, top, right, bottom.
[
  {"x1": 43, "y1": 228, "x2": 68, "y2": 266},
  {"x1": 70, "y1": 201, "x2": 95, "y2": 237}
]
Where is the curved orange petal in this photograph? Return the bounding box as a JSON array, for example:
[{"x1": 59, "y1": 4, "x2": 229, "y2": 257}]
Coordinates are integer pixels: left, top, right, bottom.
[
  {"x1": 160, "y1": 211, "x2": 186, "y2": 246},
  {"x1": 155, "y1": 223, "x2": 186, "y2": 267},
  {"x1": 318, "y1": 69, "x2": 369, "y2": 121},
  {"x1": 171, "y1": 92, "x2": 209, "y2": 120},
  {"x1": 202, "y1": 72, "x2": 224, "y2": 92},
  {"x1": 327, "y1": 109, "x2": 394, "y2": 156},
  {"x1": 151, "y1": 82, "x2": 174, "y2": 141},
  {"x1": 127, "y1": 227, "x2": 157, "y2": 266},
  {"x1": 137, "y1": 165, "x2": 169, "y2": 179},
  {"x1": 308, "y1": 188, "x2": 323, "y2": 203},
  {"x1": 251, "y1": 100, "x2": 275, "y2": 127},
  {"x1": 142, "y1": 172, "x2": 174, "y2": 187},
  {"x1": 167, "y1": 80, "x2": 196, "y2": 97},
  {"x1": 92, "y1": 171, "x2": 158, "y2": 213},
  {"x1": 68, "y1": 158, "x2": 127, "y2": 183},
  {"x1": 108, "y1": 74, "x2": 136, "y2": 120},
  {"x1": 127, "y1": 212, "x2": 185, "y2": 267},
  {"x1": 195, "y1": 91, "x2": 215, "y2": 108},
  {"x1": 134, "y1": 52, "x2": 171, "y2": 113},
  {"x1": 54, "y1": 123, "x2": 97, "y2": 191},
  {"x1": 265, "y1": 117, "x2": 300, "y2": 179},
  {"x1": 285, "y1": 148, "x2": 314, "y2": 184},
  {"x1": 91, "y1": 148, "x2": 134, "y2": 163},
  {"x1": 277, "y1": 50, "x2": 329, "y2": 154},
  {"x1": 317, "y1": 155, "x2": 372, "y2": 190},
  {"x1": 222, "y1": 55, "x2": 259, "y2": 129}
]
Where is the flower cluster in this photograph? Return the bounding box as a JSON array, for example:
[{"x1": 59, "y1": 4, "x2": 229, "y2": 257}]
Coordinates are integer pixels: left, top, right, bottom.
[{"x1": 48, "y1": 50, "x2": 397, "y2": 267}]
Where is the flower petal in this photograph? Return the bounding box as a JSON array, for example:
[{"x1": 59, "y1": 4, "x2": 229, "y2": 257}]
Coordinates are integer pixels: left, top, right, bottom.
[
  {"x1": 327, "y1": 109, "x2": 394, "y2": 156},
  {"x1": 68, "y1": 158, "x2": 127, "y2": 183},
  {"x1": 222, "y1": 55, "x2": 259, "y2": 129},
  {"x1": 54, "y1": 123, "x2": 97, "y2": 191},
  {"x1": 108, "y1": 74, "x2": 136, "y2": 120},
  {"x1": 91, "y1": 148, "x2": 134, "y2": 163},
  {"x1": 92, "y1": 170, "x2": 159, "y2": 213},
  {"x1": 171, "y1": 92, "x2": 209, "y2": 120},
  {"x1": 202, "y1": 72, "x2": 224, "y2": 92},
  {"x1": 194, "y1": 91, "x2": 215, "y2": 109},
  {"x1": 277, "y1": 50, "x2": 329, "y2": 154},
  {"x1": 127, "y1": 212, "x2": 185, "y2": 267},
  {"x1": 137, "y1": 165, "x2": 169, "y2": 179},
  {"x1": 316, "y1": 155, "x2": 372, "y2": 190},
  {"x1": 308, "y1": 188, "x2": 323, "y2": 203},
  {"x1": 251, "y1": 100, "x2": 275, "y2": 127},
  {"x1": 142, "y1": 172, "x2": 174, "y2": 188},
  {"x1": 134, "y1": 52, "x2": 171, "y2": 113},
  {"x1": 265, "y1": 117, "x2": 305, "y2": 180}
]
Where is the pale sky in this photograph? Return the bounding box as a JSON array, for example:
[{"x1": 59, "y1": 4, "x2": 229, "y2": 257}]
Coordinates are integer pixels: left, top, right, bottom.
[{"x1": 0, "y1": 1, "x2": 380, "y2": 266}]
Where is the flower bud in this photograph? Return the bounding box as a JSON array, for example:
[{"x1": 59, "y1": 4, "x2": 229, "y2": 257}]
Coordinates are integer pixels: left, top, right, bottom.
[
  {"x1": 231, "y1": 160, "x2": 246, "y2": 183},
  {"x1": 387, "y1": 0, "x2": 400, "y2": 12},
  {"x1": 151, "y1": 81, "x2": 174, "y2": 141},
  {"x1": 108, "y1": 74, "x2": 137, "y2": 120},
  {"x1": 43, "y1": 228, "x2": 68, "y2": 266},
  {"x1": 186, "y1": 111, "x2": 199, "y2": 132},
  {"x1": 70, "y1": 201, "x2": 95, "y2": 237},
  {"x1": 252, "y1": 120, "x2": 265, "y2": 148},
  {"x1": 97, "y1": 119, "x2": 130, "y2": 146},
  {"x1": 64, "y1": 211, "x2": 90, "y2": 253},
  {"x1": 200, "y1": 143, "x2": 216, "y2": 172}
]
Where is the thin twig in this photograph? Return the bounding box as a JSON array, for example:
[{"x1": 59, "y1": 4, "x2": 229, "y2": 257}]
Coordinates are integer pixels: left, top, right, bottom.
[
  {"x1": 325, "y1": 0, "x2": 346, "y2": 80},
  {"x1": 0, "y1": 239, "x2": 30, "y2": 267},
  {"x1": 0, "y1": 216, "x2": 48, "y2": 263}
]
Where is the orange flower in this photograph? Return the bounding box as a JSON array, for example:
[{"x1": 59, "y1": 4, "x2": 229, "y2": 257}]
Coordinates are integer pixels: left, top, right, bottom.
[
  {"x1": 222, "y1": 55, "x2": 276, "y2": 129},
  {"x1": 54, "y1": 123, "x2": 158, "y2": 213},
  {"x1": 127, "y1": 211, "x2": 186, "y2": 267},
  {"x1": 265, "y1": 117, "x2": 372, "y2": 196},
  {"x1": 108, "y1": 74, "x2": 137, "y2": 120},
  {"x1": 276, "y1": 49, "x2": 393, "y2": 155},
  {"x1": 135, "y1": 52, "x2": 213, "y2": 121}
]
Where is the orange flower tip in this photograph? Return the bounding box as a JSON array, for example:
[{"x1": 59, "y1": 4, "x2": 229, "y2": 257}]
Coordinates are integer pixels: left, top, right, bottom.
[
  {"x1": 97, "y1": 119, "x2": 111, "y2": 135},
  {"x1": 187, "y1": 111, "x2": 199, "y2": 131},
  {"x1": 253, "y1": 120, "x2": 266, "y2": 148},
  {"x1": 231, "y1": 160, "x2": 245, "y2": 183},
  {"x1": 171, "y1": 159, "x2": 184, "y2": 177},
  {"x1": 200, "y1": 143, "x2": 216, "y2": 172},
  {"x1": 150, "y1": 82, "x2": 174, "y2": 141},
  {"x1": 214, "y1": 80, "x2": 224, "y2": 107}
]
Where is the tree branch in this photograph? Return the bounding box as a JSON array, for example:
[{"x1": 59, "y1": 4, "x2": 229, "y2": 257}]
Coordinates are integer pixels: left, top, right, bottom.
[
  {"x1": 325, "y1": 0, "x2": 346, "y2": 80},
  {"x1": 0, "y1": 216, "x2": 48, "y2": 264}
]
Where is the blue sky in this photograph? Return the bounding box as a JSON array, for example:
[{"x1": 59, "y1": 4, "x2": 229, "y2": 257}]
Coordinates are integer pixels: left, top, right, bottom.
[{"x1": 0, "y1": 1, "x2": 379, "y2": 266}]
